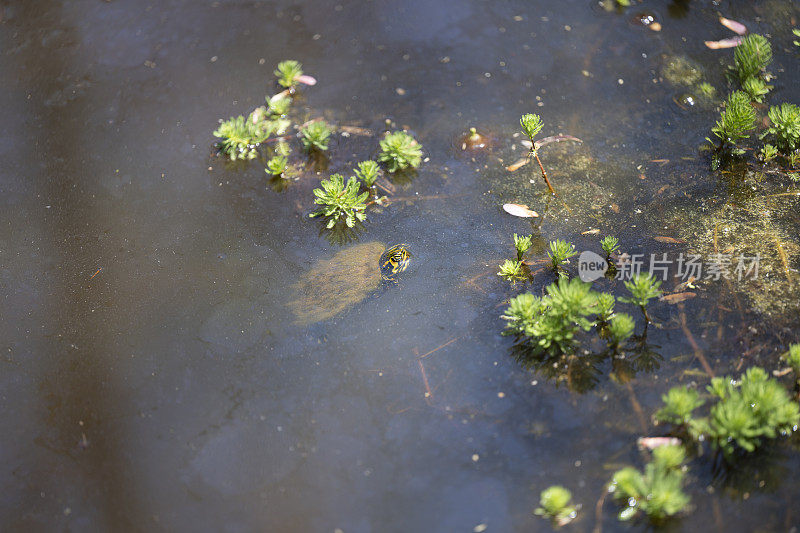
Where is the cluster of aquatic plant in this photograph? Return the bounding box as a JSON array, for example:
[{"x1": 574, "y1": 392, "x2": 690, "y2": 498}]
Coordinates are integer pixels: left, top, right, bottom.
[
  {"x1": 274, "y1": 60, "x2": 304, "y2": 91},
  {"x1": 501, "y1": 235, "x2": 658, "y2": 356},
  {"x1": 354, "y1": 160, "x2": 380, "y2": 188},
  {"x1": 309, "y1": 173, "x2": 368, "y2": 229},
  {"x1": 497, "y1": 259, "x2": 527, "y2": 284},
  {"x1": 608, "y1": 444, "x2": 690, "y2": 523},
  {"x1": 704, "y1": 34, "x2": 800, "y2": 170},
  {"x1": 620, "y1": 273, "x2": 662, "y2": 323},
  {"x1": 733, "y1": 34, "x2": 772, "y2": 87},
  {"x1": 534, "y1": 486, "x2": 578, "y2": 526},
  {"x1": 600, "y1": 235, "x2": 620, "y2": 258},
  {"x1": 213, "y1": 115, "x2": 274, "y2": 161},
  {"x1": 655, "y1": 368, "x2": 800, "y2": 457},
  {"x1": 300, "y1": 120, "x2": 333, "y2": 152},
  {"x1": 547, "y1": 239, "x2": 577, "y2": 272},
  {"x1": 378, "y1": 131, "x2": 423, "y2": 173},
  {"x1": 764, "y1": 103, "x2": 800, "y2": 154}
]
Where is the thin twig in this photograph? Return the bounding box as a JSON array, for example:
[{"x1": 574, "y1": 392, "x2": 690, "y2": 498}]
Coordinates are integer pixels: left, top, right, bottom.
[
  {"x1": 416, "y1": 336, "x2": 461, "y2": 360},
  {"x1": 678, "y1": 307, "x2": 715, "y2": 377}
]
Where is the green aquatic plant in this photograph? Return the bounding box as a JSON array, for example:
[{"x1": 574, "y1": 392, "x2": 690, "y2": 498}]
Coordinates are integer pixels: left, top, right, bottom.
[
  {"x1": 267, "y1": 94, "x2": 292, "y2": 117},
  {"x1": 609, "y1": 444, "x2": 690, "y2": 523},
  {"x1": 733, "y1": 34, "x2": 772, "y2": 83},
  {"x1": 595, "y1": 293, "x2": 616, "y2": 322},
  {"x1": 513, "y1": 233, "x2": 533, "y2": 261},
  {"x1": 213, "y1": 115, "x2": 274, "y2": 160},
  {"x1": 600, "y1": 235, "x2": 620, "y2": 258},
  {"x1": 794, "y1": 29, "x2": 800, "y2": 48},
  {"x1": 741, "y1": 76, "x2": 772, "y2": 104},
  {"x1": 300, "y1": 120, "x2": 333, "y2": 152},
  {"x1": 607, "y1": 312, "x2": 635, "y2": 350},
  {"x1": 620, "y1": 273, "x2": 661, "y2": 323},
  {"x1": 378, "y1": 131, "x2": 423, "y2": 172},
  {"x1": 760, "y1": 143, "x2": 779, "y2": 163},
  {"x1": 710, "y1": 91, "x2": 756, "y2": 151},
  {"x1": 498, "y1": 259, "x2": 527, "y2": 283},
  {"x1": 309, "y1": 174, "x2": 368, "y2": 228},
  {"x1": 519, "y1": 113, "x2": 556, "y2": 194},
  {"x1": 502, "y1": 278, "x2": 598, "y2": 354},
  {"x1": 275, "y1": 60, "x2": 303, "y2": 89},
  {"x1": 265, "y1": 155, "x2": 288, "y2": 177},
  {"x1": 354, "y1": 160, "x2": 380, "y2": 187},
  {"x1": 690, "y1": 367, "x2": 800, "y2": 456},
  {"x1": 654, "y1": 386, "x2": 704, "y2": 426},
  {"x1": 548, "y1": 239, "x2": 577, "y2": 271},
  {"x1": 766, "y1": 103, "x2": 800, "y2": 153},
  {"x1": 534, "y1": 486, "x2": 578, "y2": 526}
]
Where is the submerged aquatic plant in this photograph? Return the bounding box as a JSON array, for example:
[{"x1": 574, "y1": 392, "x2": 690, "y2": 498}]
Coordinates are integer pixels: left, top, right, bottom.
[
  {"x1": 600, "y1": 236, "x2": 620, "y2": 258},
  {"x1": 513, "y1": 233, "x2": 533, "y2": 261},
  {"x1": 609, "y1": 444, "x2": 690, "y2": 523},
  {"x1": 548, "y1": 239, "x2": 577, "y2": 271},
  {"x1": 300, "y1": 120, "x2": 333, "y2": 152},
  {"x1": 502, "y1": 278, "x2": 598, "y2": 354},
  {"x1": 710, "y1": 91, "x2": 756, "y2": 151},
  {"x1": 766, "y1": 103, "x2": 800, "y2": 153},
  {"x1": 697, "y1": 82, "x2": 716, "y2": 99},
  {"x1": 213, "y1": 115, "x2": 274, "y2": 160},
  {"x1": 378, "y1": 131, "x2": 423, "y2": 172},
  {"x1": 607, "y1": 312, "x2": 635, "y2": 349},
  {"x1": 309, "y1": 174, "x2": 368, "y2": 228},
  {"x1": 654, "y1": 386, "x2": 705, "y2": 426},
  {"x1": 275, "y1": 60, "x2": 304, "y2": 89},
  {"x1": 498, "y1": 259, "x2": 527, "y2": 283},
  {"x1": 621, "y1": 273, "x2": 661, "y2": 323},
  {"x1": 534, "y1": 486, "x2": 578, "y2": 526},
  {"x1": 785, "y1": 344, "x2": 800, "y2": 376},
  {"x1": 519, "y1": 113, "x2": 556, "y2": 194},
  {"x1": 354, "y1": 160, "x2": 380, "y2": 187},
  {"x1": 688, "y1": 367, "x2": 800, "y2": 456},
  {"x1": 733, "y1": 34, "x2": 772, "y2": 83},
  {"x1": 266, "y1": 154, "x2": 288, "y2": 177},
  {"x1": 760, "y1": 143, "x2": 779, "y2": 163}
]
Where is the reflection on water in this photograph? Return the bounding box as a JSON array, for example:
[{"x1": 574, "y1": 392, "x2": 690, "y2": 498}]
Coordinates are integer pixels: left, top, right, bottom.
[{"x1": 1, "y1": 0, "x2": 799, "y2": 530}]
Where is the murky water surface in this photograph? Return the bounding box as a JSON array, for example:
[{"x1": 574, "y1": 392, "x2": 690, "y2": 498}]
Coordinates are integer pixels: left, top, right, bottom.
[{"x1": 2, "y1": 0, "x2": 799, "y2": 531}]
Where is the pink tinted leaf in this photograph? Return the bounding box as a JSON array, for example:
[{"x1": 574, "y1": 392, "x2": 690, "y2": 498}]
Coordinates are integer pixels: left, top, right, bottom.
[
  {"x1": 505, "y1": 157, "x2": 530, "y2": 172},
  {"x1": 719, "y1": 17, "x2": 747, "y2": 36},
  {"x1": 534, "y1": 134, "x2": 583, "y2": 149},
  {"x1": 295, "y1": 75, "x2": 317, "y2": 86},
  {"x1": 704, "y1": 36, "x2": 743, "y2": 49},
  {"x1": 637, "y1": 437, "x2": 681, "y2": 450}
]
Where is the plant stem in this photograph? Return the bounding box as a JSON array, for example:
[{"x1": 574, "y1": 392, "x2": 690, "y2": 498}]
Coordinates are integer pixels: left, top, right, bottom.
[{"x1": 532, "y1": 150, "x2": 556, "y2": 195}]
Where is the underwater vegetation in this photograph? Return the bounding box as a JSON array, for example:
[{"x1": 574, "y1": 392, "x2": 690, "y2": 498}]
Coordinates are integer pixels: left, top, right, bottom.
[
  {"x1": 619, "y1": 273, "x2": 662, "y2": 323},
  {"x1": 608, "y1": 444, "x2": 690, "y2": 523},
  {"x1": 765, "y1": 103, "x2": 800, "y2": 153},
  {"x1": 547, "y1": 239, "x2": 577, "y2": 273},
  {"x1": 497, "y1": 259, "x2": 527, "y2": 284},
  {"x1": 378, "y1": 131, "x2": 423, "y2": 173},
  {"x1": 519, "y1": 113, "x2": 556, "y2": 194},
  {"x1": 534, "y1": 485, "x2": 578, "y2": 526}
]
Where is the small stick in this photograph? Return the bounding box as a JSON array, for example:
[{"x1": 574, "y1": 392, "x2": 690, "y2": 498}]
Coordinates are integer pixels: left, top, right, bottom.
[
  {"x1": 593, "y1": 488, "x2": 608, "y2": 533},
  {"x1": 416, "y1": 336, "x2": 460, "y2": 360},
  {"x1": 625, "y1": 382, "x2": 648, "y2": 434},
  {"x1": 417, "y1": 359, "x2": 434, "y2": 403},
  {"x1": 678, "y1": 307, "x2": 715, "y2": 377}
]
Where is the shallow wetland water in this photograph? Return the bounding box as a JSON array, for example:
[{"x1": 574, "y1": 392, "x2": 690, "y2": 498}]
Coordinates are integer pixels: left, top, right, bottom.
[{"x1": 1, "y1": 0, "x2": 800, "y2": 531}]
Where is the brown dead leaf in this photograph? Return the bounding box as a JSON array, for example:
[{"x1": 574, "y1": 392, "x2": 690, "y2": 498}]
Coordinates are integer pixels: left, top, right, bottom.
[
  {"x1": 502, "y1": 203, "x2": 539, "y2": 218},
  {"x1": 582, "y1": 228, "x2": 601, "y2": 235},
  {"x1": 340, "y1": 125, "x2": 374, "y2": 136},
  {"x1": 534, "y1": 134, "x2": 583, "y2": 149},
  {"x1": 660, "y1": 292, "x2": 696, "y2": 304},
  {"x1": 610, "y1": 203, "x2": 620, "y2": 213},
  {"x1": 295, "y1": 74, "x2": 317, "y2": 86},
  {"x1": 654, "y1": 236, "x2": 686, "y2": 244}
]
